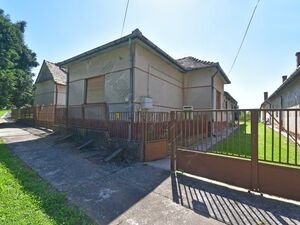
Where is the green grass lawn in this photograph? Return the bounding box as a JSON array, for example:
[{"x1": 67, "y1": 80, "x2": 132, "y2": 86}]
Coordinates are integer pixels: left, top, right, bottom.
[
  {"x1": 0, "y1": 141, "x2": 95, "y2": 225},
  {"x1": 0, "y1": 110, "x2": 10, "y2": 118},
  {"x1": 211, "y1": 121, "x2": 300, "y2": 166}
]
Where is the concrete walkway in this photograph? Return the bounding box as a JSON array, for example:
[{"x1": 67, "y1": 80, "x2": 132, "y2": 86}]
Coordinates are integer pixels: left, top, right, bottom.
[{"x1": 1, "y1": 123, "x2": 300, "y2": 225}]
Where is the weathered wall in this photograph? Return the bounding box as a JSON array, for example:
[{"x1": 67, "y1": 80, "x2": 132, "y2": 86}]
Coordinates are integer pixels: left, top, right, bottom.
[
  {"x1": 66, "y1": 40, "x2": 227, "y2": 114},
  {"x1": 34, "y1": 80, "x2": 55, "y2": 106},
  {"x1": 67, "y1": 45, "x2": 131, "y2": 112},
  {"x1": 183, "y1": 68, "x2": 212, "y2": 109},
  {"x1": 213, "y1": 73, "x2": 225, "y2": 109},
  {"x1": 267, "y1": 75, "x2": 300, "y2": 134},
  {"x1": 134, "y1": 43, "x2": 184, "y2": 112},
  {"x1": 55, "y1": 84, "x2": 66, "y2": 106}
]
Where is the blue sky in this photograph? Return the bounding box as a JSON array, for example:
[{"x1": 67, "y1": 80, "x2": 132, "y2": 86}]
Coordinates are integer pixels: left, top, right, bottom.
[{"x1": 1, "y1": 0, "x2": 300, "y2": 108}]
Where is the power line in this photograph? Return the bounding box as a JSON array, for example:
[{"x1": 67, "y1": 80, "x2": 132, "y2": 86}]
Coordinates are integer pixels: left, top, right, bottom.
[
  {"x1": 121, "y1": 0, "x2": 130, "y2": 37},
  {"x1": 228, "y1": 0, "x2": 261, "y2": 75}
]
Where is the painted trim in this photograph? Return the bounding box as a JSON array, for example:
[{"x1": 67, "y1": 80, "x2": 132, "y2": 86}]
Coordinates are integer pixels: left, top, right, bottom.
[{"x1": 184, "y1": 85, "x2": 211, "y2": 89}]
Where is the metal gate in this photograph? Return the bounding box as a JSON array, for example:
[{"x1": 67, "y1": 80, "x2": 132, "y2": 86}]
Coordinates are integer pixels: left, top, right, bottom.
[
  {"x1": 169, "y1": 109, "x2": 300, "y2": 201},
  {"x1": 143, "y1": 112, "x2": 169, "y2": 161}
]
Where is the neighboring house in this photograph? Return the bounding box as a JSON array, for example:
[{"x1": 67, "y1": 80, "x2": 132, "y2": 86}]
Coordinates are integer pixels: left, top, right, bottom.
[
  {"x1": 34, "y1": 60, "x2": 67, "y2": 106},
  {"x1": 57, "y1": 29, "x2": 230, "y2": 119},
  {"x1": 261, "y1": 52, "x2": 300, "y2": 135},
  {"x1": 223, "y1": 91, "x2": 238, "y2": 122},
  {"x1": 224, "y1": 91, "x2": 238, "y2": 110}
]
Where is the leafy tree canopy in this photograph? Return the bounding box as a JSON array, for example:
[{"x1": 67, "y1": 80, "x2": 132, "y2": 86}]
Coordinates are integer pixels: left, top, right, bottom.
[{"x1": 0, "y1": 9, "x2": 38, "y2": 108}]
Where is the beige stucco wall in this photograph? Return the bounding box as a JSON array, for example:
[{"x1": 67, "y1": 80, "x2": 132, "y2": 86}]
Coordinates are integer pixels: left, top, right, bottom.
[
  {"x1": 213, "y1": 73, "x2": 224, "y2": 109},
  {"x1": 55, "y1": 84, "x2": 66, "y2": 106},
  {"x1": 183, "y1": 68, "x2": 213, "y2": 109},
  {"x1": 34, "y1": 80, "x2": 55, "y2": 106},
  {"x1": 67, "y1": 45, "x2": 131, "y2": 112},
  {"x1": 134, "y1": 43, "x2": 183, "y2": 112}
]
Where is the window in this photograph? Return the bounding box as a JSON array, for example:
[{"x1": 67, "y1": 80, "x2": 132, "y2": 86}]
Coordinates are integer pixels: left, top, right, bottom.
[
  {"x1": 216, "y1": 91, "x2": 221, "y2": 109},
  {"x1": 85, "y1": 76, "x2": 105, "y2": 104}
]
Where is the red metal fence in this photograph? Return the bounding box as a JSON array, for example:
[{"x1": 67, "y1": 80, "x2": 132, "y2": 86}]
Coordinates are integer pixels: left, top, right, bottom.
[
  {"x1": 170, "y1": 109, "x2": 300, "y2": 201},
  {"x1": 11, "y1": 105, "x2": 170, "y2": 142},
  {"x1": 11, "y1": 106, "x2": 300, "y2": 200}
]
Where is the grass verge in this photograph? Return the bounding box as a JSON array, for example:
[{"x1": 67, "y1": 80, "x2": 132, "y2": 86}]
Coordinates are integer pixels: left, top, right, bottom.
[{"x1": 0, "y1": 140, "x2": 95, "y2": 225}]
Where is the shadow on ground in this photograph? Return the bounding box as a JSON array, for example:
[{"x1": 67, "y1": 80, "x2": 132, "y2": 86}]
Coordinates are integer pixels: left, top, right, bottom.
[{"x1": 171, "y1": 173, "x2": 300, "y2": 225}]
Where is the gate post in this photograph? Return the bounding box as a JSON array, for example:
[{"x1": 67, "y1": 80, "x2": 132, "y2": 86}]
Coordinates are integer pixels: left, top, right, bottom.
[
  {"x1": 170, "y1": 111, "x2": 177, "y2": 172},
  {"x1": 251, "y1": 110, "x2": 259, "y2": 191}
]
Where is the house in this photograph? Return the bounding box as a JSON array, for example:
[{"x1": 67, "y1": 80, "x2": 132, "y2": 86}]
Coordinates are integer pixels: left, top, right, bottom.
[
  {"x1": 224, "y1": 91, "x2": 238, "y2": 110},
  {"x1": 223, "y1": 91, "x2": 238, "y2": 122},
  {"x1": 261, "y1": 52, "x2": 300, "y2": 135},
  {"x1": 57, "y1": 29, "x2": 230, "y2": 120},
  {"x1": 34, "y1": 60, "x2": 67, "y2": 106}
]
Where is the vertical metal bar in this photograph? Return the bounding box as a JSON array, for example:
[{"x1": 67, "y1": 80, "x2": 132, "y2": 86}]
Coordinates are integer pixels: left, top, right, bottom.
[
  {"x1": 215, "y1": 111, "x2": 218, "y2": 152},
  {"x1": 287, "y1": 110, "x2": 290, "y2": 163},
  {"x1": 206, "y1": 114, "x2": 208, "y2": 150},
  {"x1": 170, "y1": 111, "x2": 176, "y2": 172},
  {"x1": 184, "y1": 113, "x2": 187, "y2": 147},
  {"x1": 264, "y1": 110, "x2": 266, "y2": 161},
  {"x1": 221, "y1": 111, "x2": 223, "y2": 153},
  {"x1": 295, "y1": 110, "x2": 298, "y2": 165},
  {"x1": 279, "y1": 110, "x2": 282, "y2": 163},
  {"x1": 180, "y1": 112, "x2": 183, "y2": 147},
  {"x1": 226, "y1": 111, "x2": 229, "y2": 154},
  {"x1": 188, "y1": 113, "x2": 191, "y2": 147},
  {"x1": 251, "y1": 110, "x2": 259, "y2": 191},
  {"x1": 211, "y1": 111, "x2": 213, "y2": 152},
  {"x1": 271, "y1": 110, "x2": 274, "y2": 162},
  {"x1": 238, "y1": 111, "x2": 241, "y2": 156},
  {"x1": 196, "y1": 112, "x2": 199, "y2": 151},
  {"x1": 244, "y1": 111, "x2": 247, "y2": 157},
  {"x1": 201, "y1": 112, "x2": 204, "y2": 151},
  {"x1": 232, "y1": 110, "x2": 235, "y2": 155}
]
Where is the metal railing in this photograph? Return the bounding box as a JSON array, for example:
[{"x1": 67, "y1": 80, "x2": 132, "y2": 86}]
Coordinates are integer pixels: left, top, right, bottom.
[{"x1": 174, "y1": 109, "x2": 300, "y2": 167}]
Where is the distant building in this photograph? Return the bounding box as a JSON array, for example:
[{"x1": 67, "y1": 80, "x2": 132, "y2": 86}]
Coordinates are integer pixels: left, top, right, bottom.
[
  {"x1": 34, "y1": 60, "x2": 67, "y2": 106},
  {"x1": 224, "y1": 91, "x2": 238, "y2": 110},
  {"x1": 223, "y1": 91, "x2": 238, "y2": 122},
  {"x1": 261, "y1": 52, "x2": 300, "y2": 135}
]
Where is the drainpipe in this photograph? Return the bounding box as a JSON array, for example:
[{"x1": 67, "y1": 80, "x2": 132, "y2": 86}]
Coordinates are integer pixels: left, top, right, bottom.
[
  {"x1": 55, "y1": 84, "x2": 58, "y2": 106},
  {"x1": 211, "y1": 69, "x2": 218, "y2": 136},
  {"x1": 128, "y1": 37, "x2": 135, "y2": 141},
  {"x1": 65, "y1": 68, "x2": 70, "y2": 128},
  {"x1": 54, "y1": 83, "x2": 58, "y2": 123}
]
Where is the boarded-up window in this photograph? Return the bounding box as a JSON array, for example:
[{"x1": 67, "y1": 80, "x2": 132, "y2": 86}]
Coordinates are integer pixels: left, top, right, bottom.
[
  {"x1": 216, "y1": 91, "x2": 221, "y2": 109},
  {"x1": 86, "y1": 76, "x2": 105, "y2": 103}
]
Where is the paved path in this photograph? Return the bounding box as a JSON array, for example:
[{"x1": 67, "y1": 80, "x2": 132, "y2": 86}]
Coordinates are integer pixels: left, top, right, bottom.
[
  {"x1": 1, "y1": 123, "x2": 300, "y2": 225},
  {"x1": 0, "y1": 123, "x2": 221, "y2": 225}
]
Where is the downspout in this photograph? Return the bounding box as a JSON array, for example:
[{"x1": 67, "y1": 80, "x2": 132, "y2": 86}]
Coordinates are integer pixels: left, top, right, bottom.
[
  {"x1": 65, "y1": 68, "x2": 70, "y2": 128},
  {"x1": 210, "y1": 69, "x2": 218, "y2": 110},
  {"x1": 128, "y1": 37, "x2": 135, "y2": 141},
  {"x1": 55, "y1": 83, "x2": 58, "y2": 106},
  {"x1": 211, "y1": 69, "x2": 218, "y2": 136},
  {"x1": 54, "y1": 83, "x2": 58, "y2": 123}
]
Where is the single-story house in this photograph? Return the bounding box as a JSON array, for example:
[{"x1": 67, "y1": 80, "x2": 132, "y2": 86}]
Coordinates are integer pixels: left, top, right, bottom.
[
  {"x1": 34, "y1": 60, "x2": 67, "y2": 106},
  {"x1": 57, "y1": 29, "x2": 230, "y2": 120},
  {"x1": 261, "y1": 52, "x2": 300, "y2": 135},
  {"x1": 224, "y1": 91, "x2": 238, "y2": 110},
  {"x1": 223, "y1": 91, "x2": 238, "y2": 122}
]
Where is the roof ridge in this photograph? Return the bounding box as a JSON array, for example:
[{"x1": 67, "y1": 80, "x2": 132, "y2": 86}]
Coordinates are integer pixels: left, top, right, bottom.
[{"x1": 177, "y1": 56, "x2": 217, "y2": 65}]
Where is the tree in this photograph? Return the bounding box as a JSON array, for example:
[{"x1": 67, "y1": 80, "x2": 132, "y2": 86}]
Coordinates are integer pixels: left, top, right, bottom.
[{"x1": 0, "y1": 9, "x2": 38, "y2": 108}]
